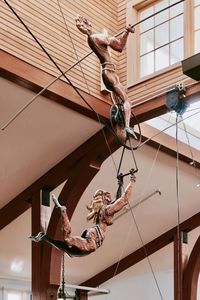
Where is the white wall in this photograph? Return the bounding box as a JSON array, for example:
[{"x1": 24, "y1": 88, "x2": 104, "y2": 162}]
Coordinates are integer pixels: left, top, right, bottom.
[
  {"x1": 0, "y1": 278, "x2": 31, "y2": 300},
  {"x1": 89, "y1": 268, "x2": 173, "y2": 300},
  {"x1": 89, "y1": 231, "x2": 200, "y2": 300},
  {"x1": 89, "y1": 269, "x2": 200, "y2": 300}
]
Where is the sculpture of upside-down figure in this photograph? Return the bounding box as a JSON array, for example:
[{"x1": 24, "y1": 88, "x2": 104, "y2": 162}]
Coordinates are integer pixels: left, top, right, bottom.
[
  {"x1": 29, "y1": 176, "x2": 135, "y2": 257},
  {"x1": 75, "y1": 15, "x2": 135, "y2": 136}
]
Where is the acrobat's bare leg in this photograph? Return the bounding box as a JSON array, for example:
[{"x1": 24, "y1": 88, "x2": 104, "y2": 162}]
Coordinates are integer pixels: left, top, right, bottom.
[
  {"x1": 28, "y1": 232, "x2": 46, "y2": 242},
  {"x1": 52, "y1": 194, "x2": 71, "y2": 239},
  {"x1": 111, "y1": 84, "x2": 133, "y2": 133}
]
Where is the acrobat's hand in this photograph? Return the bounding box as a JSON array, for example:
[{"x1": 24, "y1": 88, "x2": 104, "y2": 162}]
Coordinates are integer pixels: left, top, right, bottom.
[
  {"x1": 130, "y1": 168, "x2": 136, "y2": 182},
  {"x1": 125, "y1": 24, "x2": 135, "y2": 34}
]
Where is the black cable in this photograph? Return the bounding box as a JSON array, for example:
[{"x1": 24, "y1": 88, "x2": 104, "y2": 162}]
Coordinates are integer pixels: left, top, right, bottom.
[
  {"x1": 127, "y1": 0, "x2": 185, "y2": 33},
  {"x1": 56, "y1": 0, "x2": 91, "y2": 95},
  {"x1": 3, "y1": 0, "x2": 97, "y2": 115}
]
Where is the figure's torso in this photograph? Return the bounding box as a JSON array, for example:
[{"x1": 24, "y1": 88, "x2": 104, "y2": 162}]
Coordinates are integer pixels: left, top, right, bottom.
[
  {"x1": 99, "y1": 206, "x2": 114, "y2": 226},
  {"x1": 88, "y1": 33, "x2": 111, "y2": 64}
]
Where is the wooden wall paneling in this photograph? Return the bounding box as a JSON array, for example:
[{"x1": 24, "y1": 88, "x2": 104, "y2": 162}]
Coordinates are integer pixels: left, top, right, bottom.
[
  {"x1": 1, "y1": 0, "x2": 119, "y2": 106},
  {"x1": 117, "y1": 0, "x2": 127, "y2": 88},
  {"x1": 1, "y1": 40, "x2": 103, "y2": 99},
  {"x1": 60, "y1": 0, "x2": 118, "y2": 28},
  {"x1": 0, "y1": 17, "x2": 77, "y2": 62},
  {"x1": 128, "y1": 67, "x2": 189, "y2": 104}
]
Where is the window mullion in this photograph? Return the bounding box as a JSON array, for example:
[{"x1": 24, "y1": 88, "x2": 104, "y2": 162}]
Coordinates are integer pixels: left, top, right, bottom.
[{"x1": 184, "y1": 0, "x2": 194, "y2": 56}]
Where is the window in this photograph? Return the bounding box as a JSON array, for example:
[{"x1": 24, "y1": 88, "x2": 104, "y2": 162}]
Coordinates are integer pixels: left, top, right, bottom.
[
  {"x1": 139, "y1": 0, "x2": 184, "y2": 77},
  {"x1": 2, "y1": 289, "x2": 31, "y2": 300},
  {"x1": 194, "y1": 0, "x2": 200, "y2": 53},
  {"x1": 7, "y1": 293, "x2": 21, "y2": 300},
  {"x1": 127, "y1": 0, "x2": 200, "y2": 83}
]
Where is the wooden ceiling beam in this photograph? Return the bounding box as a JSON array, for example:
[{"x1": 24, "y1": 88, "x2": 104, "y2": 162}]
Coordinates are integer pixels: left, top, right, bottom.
[
  {"x1": 1, "y1": 122, "x2": 199, "y2": 231},
  {"x1": 1, "y1": 52, "x2": 199, "y2": 231},
  {"x1": 0, "y1": 50, "x2": 110, "y2": 121},
  {"x1": 0, "y1": 128, "x2": 119, "y2": 231},
  {"x1": 132, "y1": 82, "x2": 200, "y2": 123},
  {"x1": 183, "y1": 235, "x2": 200, "y2": 300},
  {"x1": 39, "y1": 127, "x2": 120, "y2": 289},
  {"x1": 2, "y1": 51, "x2": 200, "y2": 126},
  {"x1": 140, "y1": 123, "x2": 200, "y2": 167},
  {"x1": 82, "y1": 212, "x2": 200, "y2": 287}
]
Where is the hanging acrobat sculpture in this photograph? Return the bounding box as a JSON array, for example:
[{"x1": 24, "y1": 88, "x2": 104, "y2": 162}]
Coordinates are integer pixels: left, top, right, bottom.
[
  {"x1": 29, "y1": 16, "x2": 137, "y2": 257},
  {"x1": 75, "y1": 15, "x2": 142, "y2": 150},
  {"x1": 29, "y1": 173, "x2": 135, "y2": 257}
]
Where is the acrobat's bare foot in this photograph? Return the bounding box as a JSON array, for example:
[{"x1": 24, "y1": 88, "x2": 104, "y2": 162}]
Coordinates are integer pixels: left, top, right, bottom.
[
  {"x1": 28, "y1": 232, "x2": 46, "y2": 242},
  {"x1": 125, "y1": 127, "x2": 137, "y2": 139},
  {"x1": 52, "y1": 194, "x2": 66, "y2": 211},
  {"x1": 52, "y1": 194, "x2": 62, "y2": 208}
]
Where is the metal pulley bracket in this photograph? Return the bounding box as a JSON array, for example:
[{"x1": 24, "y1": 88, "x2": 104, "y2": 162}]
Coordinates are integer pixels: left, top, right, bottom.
[{"x1": 166, "y1": 83, "x2": 189, "y2": 115}]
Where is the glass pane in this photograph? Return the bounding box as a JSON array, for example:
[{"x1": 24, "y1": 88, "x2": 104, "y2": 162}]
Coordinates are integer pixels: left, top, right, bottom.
[
  {"x1": 155, "y1": 0, "x2": 169, "y2": 25},
  {"x1": 170, "y1": 15, "x2": 183, "y2": 41},
  {"x1": 195, "y1": 30, "x2": 200, "y2": 53},
  {"x1": 194, "y1": 0, "x2": 200, "y2": 6},
  {"x1": 170, "y1": 0, "x2": 184, "y2": 17},
  {"x1": 8, "y1": 294, "x2": 21, "y2": 300},
  {"x1": 155, "y1": 22, "x2": 169, "y2": 48},
  {"x1": 140, "y1": 52, "x2": 154, "y2": 77},
  {"x1": 140, "y1": 7, "x2": 154, "y2": 33},
  {"x1": 155, "y1": 45, "x2": 169, "y2": 71},
  {"x1": 194, "y1": 6, "x2": 200, "y2": 30},
  {"x1": 170, "y1": 38, "x2": 184, "y2": 64},
  {"x1": 140, "y1": 30, "x2": 154, "y2": 55}
]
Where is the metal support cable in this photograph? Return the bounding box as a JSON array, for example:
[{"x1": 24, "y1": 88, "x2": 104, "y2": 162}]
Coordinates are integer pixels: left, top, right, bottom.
[
  {"x1": 112, "y1": 140, "x2": 164, "y2": 300},
  {"x1": 139, "y1": 110, "x2": 200, "y2": 148},
  {"x1": 116, "y1": 0, "x2": 185, "y2": 37},
  {"x1": 1, "y1": 54, "x2": 90, "y2": 130},
  {"x1": 180, "y1": 116, "x2": 196, "y2": 164},
  {"x1": 56, "y1": 0, "x2": 91, "y2": 94},
  {"x1": 175, "y1": 114, "x2": 181, "y2": 300}
]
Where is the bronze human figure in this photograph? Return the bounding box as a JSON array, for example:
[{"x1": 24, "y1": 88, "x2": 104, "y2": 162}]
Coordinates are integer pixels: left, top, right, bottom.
[
  {"x1": 29, "y1": 176, "x2": 135, "y2": 257},
  {"x1": 75, "y1": 15, "x2": 135, "y2": 136}
]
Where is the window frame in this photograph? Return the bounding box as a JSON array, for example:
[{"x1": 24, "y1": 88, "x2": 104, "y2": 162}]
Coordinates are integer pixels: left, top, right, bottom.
[{"x1": 126, "y1": 0, "x2": 196, "y2": 87}]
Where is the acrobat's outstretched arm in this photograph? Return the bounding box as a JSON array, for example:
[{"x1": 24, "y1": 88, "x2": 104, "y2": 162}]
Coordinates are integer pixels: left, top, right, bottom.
[
  {"x1": 106, "y1": 174, "x2": 136, "y2": 216},
  {"x1": 108, "y1": 25, "x2": 135, "y2": 52}
]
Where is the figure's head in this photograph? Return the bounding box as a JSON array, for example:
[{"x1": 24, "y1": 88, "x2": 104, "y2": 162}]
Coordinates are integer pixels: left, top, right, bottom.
[
  {"x1": 75, "y1": 15, "x2": 92, "y2": 35},
  {"x1": 86, "y1": 189, "x2": 112, "y2": 222},
  {"x1": 93, "y1": 189, "x2": 112, "y2": 204}
]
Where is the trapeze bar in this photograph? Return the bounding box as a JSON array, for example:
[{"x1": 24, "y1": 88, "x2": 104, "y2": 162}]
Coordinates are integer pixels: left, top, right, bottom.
[
  {"x1": 114, "y1": 189, "x2": 161, "y2": 221},
  {"x1": 65, "y1": 284, "x2": 110, "y2": 294}
]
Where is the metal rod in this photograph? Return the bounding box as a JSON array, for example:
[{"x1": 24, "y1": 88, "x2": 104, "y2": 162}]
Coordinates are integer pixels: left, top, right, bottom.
[
  {"x1": 1, "y1": 51, "x2": 91, "y2": 130},
  {"x1": 65, "y1": 284, "x2": 110, "y2": 294},
  {"x1": 116, "y1": 0, "x2": 184, "y2": 36},
  {"x1": 114, "y1": 189, "x2": 161, "y2": 221}
]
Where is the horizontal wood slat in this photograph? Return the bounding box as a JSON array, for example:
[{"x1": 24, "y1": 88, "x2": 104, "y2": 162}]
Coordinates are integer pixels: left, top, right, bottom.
[
  {"x1": 2, "y1": 0, "x2": 192, "y2": 117},
  {"x1": 1, "y1": 0, "x2": 118, "y2": 104}
]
